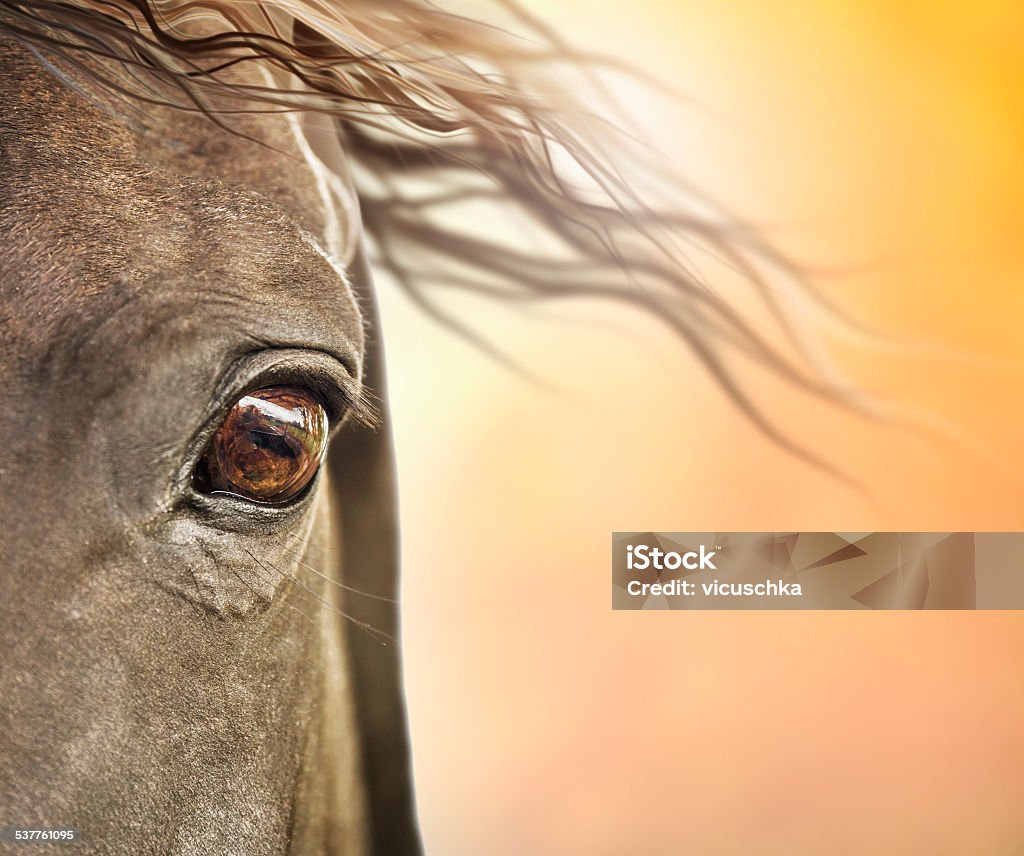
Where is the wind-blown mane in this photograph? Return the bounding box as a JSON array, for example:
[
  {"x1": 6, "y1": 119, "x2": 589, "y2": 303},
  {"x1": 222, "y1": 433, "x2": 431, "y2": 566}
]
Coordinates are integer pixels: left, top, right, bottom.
[{"x1": 0, "y1": 0, "x2": 867, "y2": 467}]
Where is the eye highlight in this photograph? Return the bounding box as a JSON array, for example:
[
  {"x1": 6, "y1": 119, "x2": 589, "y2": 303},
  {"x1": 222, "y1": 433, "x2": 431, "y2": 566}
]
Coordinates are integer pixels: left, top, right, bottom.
[{"x1": 194, "y1": 386, "x2": 328, "y2": 505}]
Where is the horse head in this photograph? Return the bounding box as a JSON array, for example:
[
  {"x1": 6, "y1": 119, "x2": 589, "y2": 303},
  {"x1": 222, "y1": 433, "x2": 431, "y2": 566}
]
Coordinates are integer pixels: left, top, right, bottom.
[{"x1": 0, "y1": 30, "x2": 417, "y2": 854}]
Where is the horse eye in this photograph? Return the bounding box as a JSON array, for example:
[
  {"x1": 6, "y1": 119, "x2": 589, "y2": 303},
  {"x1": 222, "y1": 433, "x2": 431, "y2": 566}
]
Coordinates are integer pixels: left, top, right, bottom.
[{"x1": 193, "y1": 386, "x2": 329, "y2": 505}]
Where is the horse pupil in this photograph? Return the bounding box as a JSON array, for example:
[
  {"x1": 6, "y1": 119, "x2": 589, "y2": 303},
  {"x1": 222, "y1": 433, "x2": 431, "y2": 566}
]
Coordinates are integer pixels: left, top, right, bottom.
[{"x1": 248, "y1": 429, "x2": 299, "y2": 460}]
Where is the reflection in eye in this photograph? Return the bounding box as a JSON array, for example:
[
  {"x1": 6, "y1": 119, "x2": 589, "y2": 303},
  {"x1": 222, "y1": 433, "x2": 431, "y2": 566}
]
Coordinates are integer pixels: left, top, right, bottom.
[{"x1": 194, "y1": 386, "x2": 329, "y2": 504}]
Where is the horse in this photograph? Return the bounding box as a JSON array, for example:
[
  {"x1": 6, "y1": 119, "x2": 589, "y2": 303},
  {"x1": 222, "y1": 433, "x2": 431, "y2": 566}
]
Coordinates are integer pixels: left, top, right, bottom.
[{"x1": 0, "y1": 1, "x2": 855, "y2": 852}]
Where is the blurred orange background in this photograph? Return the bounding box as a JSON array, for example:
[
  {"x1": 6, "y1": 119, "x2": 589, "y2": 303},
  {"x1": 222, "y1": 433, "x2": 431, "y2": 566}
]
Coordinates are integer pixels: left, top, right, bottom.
[{"x1": 381, "y1": 2, "x2": 1024, "y2": 853}]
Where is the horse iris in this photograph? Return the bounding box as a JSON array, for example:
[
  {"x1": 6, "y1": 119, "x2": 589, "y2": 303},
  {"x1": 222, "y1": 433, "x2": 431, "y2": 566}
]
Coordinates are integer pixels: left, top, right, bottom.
[{"x1": 195, "y1": 386, "x2": 328, "y2": 504}]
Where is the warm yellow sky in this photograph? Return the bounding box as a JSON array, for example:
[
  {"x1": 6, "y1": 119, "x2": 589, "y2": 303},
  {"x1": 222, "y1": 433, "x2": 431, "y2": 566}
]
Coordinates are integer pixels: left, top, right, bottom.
[{"x1": 384, "y1": 3, "x2": 1024, "y2": 853}]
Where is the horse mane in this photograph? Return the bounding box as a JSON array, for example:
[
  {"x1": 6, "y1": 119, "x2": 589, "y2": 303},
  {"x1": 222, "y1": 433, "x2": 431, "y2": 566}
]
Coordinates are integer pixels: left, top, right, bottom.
[{"x1": 0, "y1": 0, "x2": 871, "y2": 468}]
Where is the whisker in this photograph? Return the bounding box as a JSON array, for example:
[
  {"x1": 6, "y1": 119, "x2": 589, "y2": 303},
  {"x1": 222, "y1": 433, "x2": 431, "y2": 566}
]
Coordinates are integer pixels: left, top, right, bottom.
[
  {"x1": 243, "y1": 547, "x2": 393, "y2": 646},
  {"x1": 202, "y1": 539, "x2": 318, "y2": 626},
  {"x1": 279, "y1": 532, "x2": 398, "y2": 604}
]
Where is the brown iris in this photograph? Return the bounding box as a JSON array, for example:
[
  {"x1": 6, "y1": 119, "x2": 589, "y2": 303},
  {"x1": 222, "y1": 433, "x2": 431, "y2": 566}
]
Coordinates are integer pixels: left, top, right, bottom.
[{"x1": 194, "y1": 386, "x2": 328, "y2": 504}]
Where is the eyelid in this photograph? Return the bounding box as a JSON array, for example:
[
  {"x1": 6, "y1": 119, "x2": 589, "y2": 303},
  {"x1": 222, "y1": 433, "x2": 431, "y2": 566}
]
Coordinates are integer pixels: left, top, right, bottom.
[{"x1": 218, "y1": 349, "x2": 364, "y2": 432}]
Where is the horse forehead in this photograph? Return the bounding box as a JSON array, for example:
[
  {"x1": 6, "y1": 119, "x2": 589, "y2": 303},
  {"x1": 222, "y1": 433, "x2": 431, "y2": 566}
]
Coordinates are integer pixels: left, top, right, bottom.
[
  {"x1": 131, "y1": 104, "x2": 349, "y2": 247},
  {"x1": 0, "y1": 43, "x2": 361, "y2": 357},
  {"x1": 0, "y1": 39, "x2": 342, "y2": 227}
]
